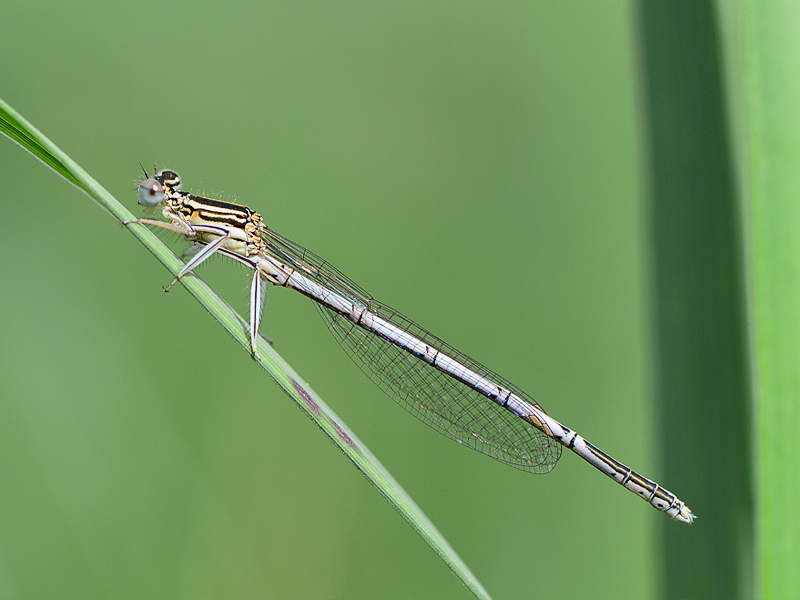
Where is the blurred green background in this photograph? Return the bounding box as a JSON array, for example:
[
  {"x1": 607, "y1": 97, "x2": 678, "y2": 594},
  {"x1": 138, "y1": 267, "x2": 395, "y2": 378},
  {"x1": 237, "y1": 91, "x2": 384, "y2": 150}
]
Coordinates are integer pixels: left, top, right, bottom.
[{"x1": 0, "y1": 2, "x2": 760, "y2": 599}]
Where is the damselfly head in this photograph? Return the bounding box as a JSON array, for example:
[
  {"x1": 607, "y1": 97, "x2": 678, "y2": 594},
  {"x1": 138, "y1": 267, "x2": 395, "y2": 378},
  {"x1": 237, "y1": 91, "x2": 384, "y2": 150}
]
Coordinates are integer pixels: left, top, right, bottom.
[{"x1": 137, "y1": 169, "x2": 182, "y2": 209}]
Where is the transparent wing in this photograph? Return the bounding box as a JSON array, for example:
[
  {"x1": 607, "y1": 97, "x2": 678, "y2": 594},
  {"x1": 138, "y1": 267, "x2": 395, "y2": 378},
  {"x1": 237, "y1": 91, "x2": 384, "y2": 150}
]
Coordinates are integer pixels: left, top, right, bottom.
[{"x1": 263, "y1": 227, "x2": 562, "y2": 473}]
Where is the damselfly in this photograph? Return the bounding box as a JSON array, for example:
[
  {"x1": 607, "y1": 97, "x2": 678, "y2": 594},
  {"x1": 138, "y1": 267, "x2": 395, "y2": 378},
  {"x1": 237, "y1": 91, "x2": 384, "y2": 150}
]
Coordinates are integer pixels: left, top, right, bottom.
[{"x1": 125, "y1": 168, "x2": 694, "y2": 524}]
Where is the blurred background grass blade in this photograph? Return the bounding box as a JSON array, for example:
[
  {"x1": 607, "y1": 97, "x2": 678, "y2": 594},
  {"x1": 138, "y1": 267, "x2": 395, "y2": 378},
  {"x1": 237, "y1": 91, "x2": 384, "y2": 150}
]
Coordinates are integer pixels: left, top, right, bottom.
[
  {"x1": 717, "y1": 2, "x2": 800, "y2": 599},
  {"x1": 0, "y1": 98, "x2": 492, "y2": 600},
  {"x1": 637, "y1": 2, "x2": 753, "y2": 599}
]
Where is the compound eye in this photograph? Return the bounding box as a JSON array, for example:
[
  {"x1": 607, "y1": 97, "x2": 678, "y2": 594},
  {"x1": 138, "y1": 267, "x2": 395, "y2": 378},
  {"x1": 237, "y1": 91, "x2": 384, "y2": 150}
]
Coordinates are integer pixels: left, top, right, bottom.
[
  {"x1": 156, "y1": 169, "x2": 181, "y2": 190},
  {"x1": 138, "y1": 178, "x2": 166, "y2": 208}
]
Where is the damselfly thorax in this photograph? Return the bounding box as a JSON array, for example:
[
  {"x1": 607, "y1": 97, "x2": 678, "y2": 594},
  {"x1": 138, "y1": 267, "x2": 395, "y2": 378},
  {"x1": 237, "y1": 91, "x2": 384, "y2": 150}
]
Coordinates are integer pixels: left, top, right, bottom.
[{"x1": 135, "y1": 169, "x2": 294, "y2": 288}]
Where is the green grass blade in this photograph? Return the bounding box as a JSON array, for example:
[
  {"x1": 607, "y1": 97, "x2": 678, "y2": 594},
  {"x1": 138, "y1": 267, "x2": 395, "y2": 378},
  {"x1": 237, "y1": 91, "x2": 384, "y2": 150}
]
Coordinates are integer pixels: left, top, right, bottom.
[
  {"x1": 0, "y1": 97, "x2": 493, "y2": 600},
  {"x1": 717, "y1": 3, "x2": 800, "y2": 598},
  {"x1": 637, "y1": 2, "x2": 753, "y2": 598}
]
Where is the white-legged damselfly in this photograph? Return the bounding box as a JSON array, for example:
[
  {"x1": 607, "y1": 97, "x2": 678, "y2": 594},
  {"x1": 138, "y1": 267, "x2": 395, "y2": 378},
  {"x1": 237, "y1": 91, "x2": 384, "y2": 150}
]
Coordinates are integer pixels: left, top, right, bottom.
[{"x1": 125, "y1": 168, "x2": 694, "y2": 524}]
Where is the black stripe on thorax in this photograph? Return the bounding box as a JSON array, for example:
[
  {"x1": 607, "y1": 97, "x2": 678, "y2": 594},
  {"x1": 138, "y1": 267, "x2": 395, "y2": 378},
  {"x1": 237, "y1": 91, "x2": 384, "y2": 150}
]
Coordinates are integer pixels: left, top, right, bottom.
[{"x1": 182, "y1": 194, "x2": 255, "y2": 228}]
